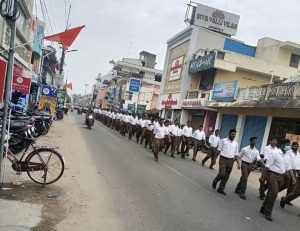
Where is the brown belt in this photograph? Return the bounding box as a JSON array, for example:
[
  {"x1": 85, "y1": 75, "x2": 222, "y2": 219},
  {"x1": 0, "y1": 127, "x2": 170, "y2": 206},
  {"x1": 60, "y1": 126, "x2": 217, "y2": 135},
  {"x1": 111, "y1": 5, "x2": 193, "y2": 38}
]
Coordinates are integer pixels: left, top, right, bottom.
[
  {"x1": 242, "y1": 161, "x2": 252, "y2": 165},
  {"x1": 269, "y1": 170, "x2": 282, "y2": 176},
  {"x1": 220, "y1": 155, "x2": 234, "y2": 161}
]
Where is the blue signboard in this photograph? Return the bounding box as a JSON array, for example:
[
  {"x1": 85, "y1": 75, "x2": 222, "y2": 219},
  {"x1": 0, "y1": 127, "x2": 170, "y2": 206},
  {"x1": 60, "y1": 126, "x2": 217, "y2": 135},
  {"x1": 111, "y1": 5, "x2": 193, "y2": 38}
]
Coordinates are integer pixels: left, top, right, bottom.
[
  {"x1": 41, "y1": 84, "x2": 57, "y2": 97},
  {"x1": 211, "y1": 80, "x2": 239, "y2": 101},
  {"x1": 129, "y1": 78, "x2": 141, "y2": 93}
]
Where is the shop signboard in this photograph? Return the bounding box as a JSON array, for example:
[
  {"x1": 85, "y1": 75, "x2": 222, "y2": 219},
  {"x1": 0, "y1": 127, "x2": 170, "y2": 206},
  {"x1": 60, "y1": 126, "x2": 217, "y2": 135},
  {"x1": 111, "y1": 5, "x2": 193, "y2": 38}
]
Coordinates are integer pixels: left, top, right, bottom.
[
  {"x1": 189, "y1": 53, "x2": 215, "y2": 74},
  {"x1": 0, "y1": 59, "x2": 7, "y2": 103},
  {"x1": 211, "y1": 80, "x2": 239, "y2": 101},
  {"x1": 128, "y1": 78, "x2": 141, "y2": 93},
  {"x1": 137, "y1": 104, "x2": 146, "y2": 114},
  {"x1": 56, "y1": 89, "x2": 66, "y2": 110},
  {"x1": 127, "y1": 103, "x2": 136, "y2": 113},
  {"x1": 169, "y1": 56, "x2": 184, "y2": 81},
  {"x1": 161, "y1": 93, "x2": 178, "y2": 109},
  {"x1": 11, "y1": 73, "x2": 32, "y2": 111},
  {"x1": 41, "y1": 84, "x2": 57, "y2": 97},
  {"x1": 182, "y1": 98, "x2": 205, "y2": 108},
  {"x1": 38, "y1": 95, "x2": 57, "y2": 114},
  {"x1": 194, "y1": 3, "x2": 240, "y2": 36}
]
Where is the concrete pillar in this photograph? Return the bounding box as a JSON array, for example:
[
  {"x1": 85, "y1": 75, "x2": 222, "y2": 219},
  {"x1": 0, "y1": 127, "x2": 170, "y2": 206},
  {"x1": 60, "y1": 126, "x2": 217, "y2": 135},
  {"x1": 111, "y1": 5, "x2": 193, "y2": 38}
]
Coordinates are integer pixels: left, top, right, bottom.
[
  {"x1": 161, "y1": 109, "x2": 165, "y2": 118},
  {"x1": 235, "y1": 115, "x2": 246, "y2": 147},
  {"x1": 261, "y1": 116, "x2": 273, "y2": 153},
  {"x1": 171, "y1": 110, "x2": 174, "y2": 121},
  {"x1": 180, "y1": 109, "x2": 189, "y2": 125},
  {"x1": 214, "y1": 113, "x2": 222, "y2": 130}
]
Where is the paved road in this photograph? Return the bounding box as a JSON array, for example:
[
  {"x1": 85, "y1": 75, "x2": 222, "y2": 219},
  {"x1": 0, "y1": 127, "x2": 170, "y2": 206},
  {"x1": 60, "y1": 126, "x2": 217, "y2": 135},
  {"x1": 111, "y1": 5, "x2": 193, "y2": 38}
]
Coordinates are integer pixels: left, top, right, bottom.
[{"x1": 72, "y1": 114, "x2": 299, "y2": 231}]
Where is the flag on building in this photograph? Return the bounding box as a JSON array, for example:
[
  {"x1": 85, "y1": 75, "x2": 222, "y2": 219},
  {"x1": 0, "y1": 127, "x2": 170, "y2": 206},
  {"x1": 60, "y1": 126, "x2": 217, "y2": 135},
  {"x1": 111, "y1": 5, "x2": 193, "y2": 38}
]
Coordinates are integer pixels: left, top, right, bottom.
[{"x1": 65, "y1": 82, "x2": 73, "y2": 90}]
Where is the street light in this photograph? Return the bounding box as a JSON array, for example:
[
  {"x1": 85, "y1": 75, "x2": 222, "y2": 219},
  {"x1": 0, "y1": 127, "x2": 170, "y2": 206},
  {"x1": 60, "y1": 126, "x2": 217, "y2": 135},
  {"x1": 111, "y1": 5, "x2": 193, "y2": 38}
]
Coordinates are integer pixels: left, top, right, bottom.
[{"x1": 59, "y1": 49, "x2": 78, "y2": 74}]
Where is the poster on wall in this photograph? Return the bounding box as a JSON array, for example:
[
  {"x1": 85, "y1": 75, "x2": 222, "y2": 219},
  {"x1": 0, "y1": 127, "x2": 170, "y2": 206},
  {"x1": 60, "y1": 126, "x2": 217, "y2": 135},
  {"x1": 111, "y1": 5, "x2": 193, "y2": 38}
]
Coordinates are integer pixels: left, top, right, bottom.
[
  {"x1": 11, "y1": 74, "x2": 32, "y2": 111},
  {"x1": 169, "y1": 56, "x2": 184, "y2": 81},
  {"x1": 0, "y1": 59, "x2": 7, "y2": 103},
  {"x1": 38, "y1": 96, "x2": 57, "y2": 114},
  {"x1": 211, "y1": 80, "x2": 239, "y2": 101},
  {"x1": 56, "y1": 89, "x2": 66, "y2": 110},
  {"x1": 41, "y1": 84, "x2": 57, "y2": 97}
]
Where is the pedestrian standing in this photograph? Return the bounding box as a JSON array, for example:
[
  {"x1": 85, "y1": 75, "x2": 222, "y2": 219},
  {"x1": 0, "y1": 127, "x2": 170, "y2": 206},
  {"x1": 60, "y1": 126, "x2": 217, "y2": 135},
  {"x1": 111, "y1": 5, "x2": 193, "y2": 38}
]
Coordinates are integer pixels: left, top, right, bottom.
[
  {"x1": 192, "y1": 125, "x2": 206, "y2": 161},
  {"x1": 259, "y1": 140, "x2": 296, "y2": 221},
  {"x1": 212, "y1": 129, "x2": 240, "y2": 195},
  {"x1": 181, "y1": 121, "x2": 193, "y2": 159},
  {"x1": 153, "y1": 119, "x2": 169, "y2": 161},
  {"x1": 202, "y1": 129, "x2": 220, "y2": 169},
  {"x1": 280, "y1": 142, "x2": 300, "y2": 210},
  {"x1": 235, "y1": 137, "x2": 264, "y2": 200},
  {"x1": 259, "y1": 138, "x2": 279, "y2": 200}
]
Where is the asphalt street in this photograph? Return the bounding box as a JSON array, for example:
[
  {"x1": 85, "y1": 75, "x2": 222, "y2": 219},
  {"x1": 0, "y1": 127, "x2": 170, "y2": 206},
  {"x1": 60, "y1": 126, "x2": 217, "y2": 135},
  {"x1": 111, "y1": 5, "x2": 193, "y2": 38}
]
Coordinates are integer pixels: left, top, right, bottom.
[{"x1": 73, "y1": 114, "x2": 300, "y2": 231}]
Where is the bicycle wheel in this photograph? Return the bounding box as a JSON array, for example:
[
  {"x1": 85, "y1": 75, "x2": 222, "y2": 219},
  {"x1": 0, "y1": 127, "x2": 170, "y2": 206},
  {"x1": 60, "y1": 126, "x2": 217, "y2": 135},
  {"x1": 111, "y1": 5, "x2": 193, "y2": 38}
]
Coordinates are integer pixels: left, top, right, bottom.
[{"x1": 26, "y1": 148, "x2": 65, "y2": 185}]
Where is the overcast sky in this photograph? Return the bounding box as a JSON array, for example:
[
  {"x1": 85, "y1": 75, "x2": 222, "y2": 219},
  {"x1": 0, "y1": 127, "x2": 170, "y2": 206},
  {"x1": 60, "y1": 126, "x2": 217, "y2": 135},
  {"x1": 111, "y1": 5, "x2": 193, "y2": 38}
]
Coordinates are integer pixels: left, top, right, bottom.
[{"x1": 37, "y1": 0, "x2": 300, "y2": 94}]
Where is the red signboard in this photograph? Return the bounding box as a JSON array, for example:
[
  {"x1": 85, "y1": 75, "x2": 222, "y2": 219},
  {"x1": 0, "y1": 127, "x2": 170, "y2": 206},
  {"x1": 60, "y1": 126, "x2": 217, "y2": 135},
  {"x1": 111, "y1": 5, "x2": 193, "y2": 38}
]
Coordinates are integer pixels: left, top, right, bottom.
[
  {"x1": 0, "y1": 59, "x2": 7, "y2": 103},
  {"x1": 161, "y1": 93, "x2": 177, "y2": 109},
  {"x1": 12, "y1": 75, "x2": 31, "y2": 94}
]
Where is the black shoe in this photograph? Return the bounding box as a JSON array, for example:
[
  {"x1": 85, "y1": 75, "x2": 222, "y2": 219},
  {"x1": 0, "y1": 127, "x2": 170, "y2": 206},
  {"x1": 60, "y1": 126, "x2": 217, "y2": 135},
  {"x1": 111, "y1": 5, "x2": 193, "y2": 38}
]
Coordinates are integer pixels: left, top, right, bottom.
[
  {"x1": 280, "y1": 197, "x2": 285, "y2": 209},
  {"x1": 181, "y1": 157, "x2": 185, "y2": 159},
  {"x1": 259, "y1": 194, "x2": 265, "y2": 200},
  {"x1": 286, "y1": 202, "x2": 293, "y2": 206},
  {"x1": 235, "y1": 189, "x2": 241, "y2": 195},
  {"x1": 212, "y1": 180, "x2": 217, "y2": 189},
  {"x1": 209, "y1": 166, "x2": 214, "y2": 170},
  {"x1": 170, "y1": 155, "x2": 175, "y2": 158},
  {"x1": 155, "y1": 158, "x2": 158, "y2": 161},
  {"x1": 192, "y1": 158, "x2": 196, "y2": 161},
  {"x1": 217, "y1": 189, "x2": 227, "y2": 195},
  {"x1": 259, "y1": 207, "x2": 265, "y2": 214},
  {"x1": 186, "y1": 154, "x2": 190, "y2": 157},
  {"x1": 240, "y1": 195, "x2": 246, "y2": 200},
  {"x1": 264, "y1": 213, "x2": 273, "y2": 221},
  {"x1": 201, "y1": 160, "x2": 205, "y2": 166},
  {"x1": 177, "y1": 152, "x2": 180, "y2": 155}
]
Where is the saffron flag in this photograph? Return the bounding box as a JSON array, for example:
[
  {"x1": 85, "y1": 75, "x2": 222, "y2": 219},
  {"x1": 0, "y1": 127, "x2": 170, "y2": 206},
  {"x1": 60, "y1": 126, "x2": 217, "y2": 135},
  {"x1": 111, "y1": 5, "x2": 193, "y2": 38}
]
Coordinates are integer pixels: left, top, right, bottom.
[
  {"x1": 65, "y1": 82, "x2": 73, "y2": 90},
  {"x1": 44, "y1": 25, "x2": 85, "y2": 48}
]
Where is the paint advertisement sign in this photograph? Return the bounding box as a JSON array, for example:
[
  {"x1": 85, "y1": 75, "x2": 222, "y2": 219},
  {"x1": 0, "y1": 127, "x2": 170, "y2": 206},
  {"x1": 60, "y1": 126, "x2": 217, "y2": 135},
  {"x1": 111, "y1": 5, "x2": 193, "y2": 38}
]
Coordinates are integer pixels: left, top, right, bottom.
[
  {"x1": 56, "y1": 89, "x2": 66, "y2": 110},
  {"x1": 169, "y1": 56, "x2": 184, "y2": 81},
  {"x1": 211, "y1": 80, "x2": 239, "y2": 101},
  {"x1": 11, "y1": 73, "x2": 32, "y2": 111},
  {"x1": 38, "y1": 95, "x2": 57, "y2": 114}
]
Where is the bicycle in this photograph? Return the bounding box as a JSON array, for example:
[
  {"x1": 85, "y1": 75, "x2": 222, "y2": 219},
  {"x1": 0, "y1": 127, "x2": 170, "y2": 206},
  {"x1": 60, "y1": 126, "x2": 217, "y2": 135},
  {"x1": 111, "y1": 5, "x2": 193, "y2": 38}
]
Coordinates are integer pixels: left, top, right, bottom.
[{"x1": 3, "y1": 133, "x2": 65, "y2": 185}]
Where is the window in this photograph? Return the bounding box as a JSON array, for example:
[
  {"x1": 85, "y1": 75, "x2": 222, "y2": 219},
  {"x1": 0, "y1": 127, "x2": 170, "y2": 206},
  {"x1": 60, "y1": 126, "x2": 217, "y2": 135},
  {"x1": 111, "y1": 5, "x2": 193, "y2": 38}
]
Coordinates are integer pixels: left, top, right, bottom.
[
  {"x1": 217, "y1": 51, "x2": 225, "y2": 60},
  {"x1": 289, "y1": 53, "x2": 300, "y2": 68},
  {"x1": 128, "y1": 92, "x2": 133, "y2": 100}
]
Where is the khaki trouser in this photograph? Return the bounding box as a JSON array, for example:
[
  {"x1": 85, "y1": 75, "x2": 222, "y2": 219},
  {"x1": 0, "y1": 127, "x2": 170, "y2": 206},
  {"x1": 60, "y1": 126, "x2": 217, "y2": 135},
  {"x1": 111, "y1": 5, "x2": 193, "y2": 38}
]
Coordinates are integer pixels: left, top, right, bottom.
[
  {"x1": 181, "y1": 136, "x2": 192, "y2": 158},
  {"x1": 214, "y1": 156, "x2": 235, "y2": 191},
  {"x1": 235, "y1": 161, "x2": 253, "y2": 195},
  {"x1": 136, "y1": 126, "x2": 142, "y2": 142},
  {"x1": 129, "y1": 124, "x2": 136, "y2": 140},
  {"x1": 176, "y1": 136, "x2": 182, "y2": 153},
  {"x1": 140, "y1": 127, "x2": 146, "y2": 144},
  {"x1": 193, "y1": 139, "x2": 204, "y2": 160},
  {"x1": 164, "y1": 136, "x2": 177, "y2": 156},
  {"x1": 153, "y1": 138, "x2": 164, "y2": 160},
  {"x1": 262, "y1": 171, "x2": 285, "y2": 214},
  {"x1": 202, "y1": 147, "x2": 219, "y2": 167},
  {"x1": 144, "y1": 129, "x2": 153, "y2": 148}
]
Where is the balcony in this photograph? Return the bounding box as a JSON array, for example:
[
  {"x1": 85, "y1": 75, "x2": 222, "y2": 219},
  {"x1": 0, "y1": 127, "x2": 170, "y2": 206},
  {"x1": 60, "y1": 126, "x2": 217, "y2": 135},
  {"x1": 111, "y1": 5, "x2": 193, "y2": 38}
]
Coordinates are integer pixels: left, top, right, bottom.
[{"x1": 207, "y1": 82, "x2": 300, "y2": 109}]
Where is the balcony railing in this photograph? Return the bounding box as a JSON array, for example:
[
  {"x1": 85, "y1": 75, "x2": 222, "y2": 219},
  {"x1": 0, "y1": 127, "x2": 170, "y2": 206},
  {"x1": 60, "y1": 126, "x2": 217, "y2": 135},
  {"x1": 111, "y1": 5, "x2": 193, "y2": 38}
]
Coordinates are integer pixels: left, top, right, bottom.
[{"x1": 236, "y1": 83, "x2": 300, "y2": 101}]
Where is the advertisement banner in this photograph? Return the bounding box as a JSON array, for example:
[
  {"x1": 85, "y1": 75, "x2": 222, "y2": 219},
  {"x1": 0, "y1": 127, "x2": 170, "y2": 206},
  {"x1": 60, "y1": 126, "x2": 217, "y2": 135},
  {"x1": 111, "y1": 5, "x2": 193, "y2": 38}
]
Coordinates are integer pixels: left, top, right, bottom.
[
  {"x1": 11, "y1": 74, "x2": 32, "y2": 111},
  {"x1": 56, "y1": 89, "x2": 66, "y2": 110},
  {"x1": 136, "y1": 104, "x2": 146, "y2": 114},
  {"x1": 0, "y1": 59, "x2": 7, "y2": 103},
  {"x1": 182, "y1": 98, "x2": 206, "y2": 108},
  {"x1": 128, "y1": 78, "x2": 141, "y2": 93},
  {"x1": 169, "y1": 56, "x2": 184, "y2": 81},
  {"x1": 127, "y1": 104, "x2": 136, "y2": 113},
  {"x1": 194, "y1": 3, "x2": 240, "y2": 36},
  {"x1": 38, "y1": 95, "x2": 57, "y2": 114},
  {"x1": 211, "y1": 80, "x2": 239, "y2": 101},
  {"x1": 29, "y1": 84, "x2": 39, "y2": 106},
  {"x1": 41, "y1": 84, "x2": 57, "y2": 97},
  {"x1": 189, "y1": 53, "x2": 215, "y2": 74}
]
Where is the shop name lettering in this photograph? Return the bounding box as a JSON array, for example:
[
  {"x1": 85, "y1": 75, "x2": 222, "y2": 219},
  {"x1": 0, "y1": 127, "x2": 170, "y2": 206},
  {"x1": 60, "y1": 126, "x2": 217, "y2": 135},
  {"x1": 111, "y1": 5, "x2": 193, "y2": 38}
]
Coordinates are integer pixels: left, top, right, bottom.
[
  {"x1": 190, "y1": 54, "x2": 214, "y2": 73},
  {"x1": 197, "y1": 14, "x2": 238, "y2": 30},
  {"x1": 161, "y1": 99, "x2": 177, "y2": 107},
  {"x1": 183, "y1": 100, "x2": 201, "y2": 107}
]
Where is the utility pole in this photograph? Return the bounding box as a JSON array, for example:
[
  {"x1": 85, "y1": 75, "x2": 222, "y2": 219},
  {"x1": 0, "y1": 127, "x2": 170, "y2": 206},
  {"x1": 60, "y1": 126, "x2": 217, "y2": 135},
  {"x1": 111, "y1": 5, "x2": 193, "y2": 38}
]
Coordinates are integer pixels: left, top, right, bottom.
[{"x1": 0, "y1": 2, "x2": 18, "y2": 180}]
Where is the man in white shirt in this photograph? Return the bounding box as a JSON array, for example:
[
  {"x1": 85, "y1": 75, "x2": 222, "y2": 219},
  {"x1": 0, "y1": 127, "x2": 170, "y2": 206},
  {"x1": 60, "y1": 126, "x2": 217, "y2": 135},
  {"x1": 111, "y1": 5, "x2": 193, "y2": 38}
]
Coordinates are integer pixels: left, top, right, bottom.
[
  {"x1": 235, "y1": 137, "x2": 264, "y2": 200},
  {"x1": 176, "y1": 124, "x2": 184, "y2": 155},
  {"x1": 145, "y1": 118, "x2": 155, "y2": 149},
  {"x1": 260, "y1": 140, "x2": 296, "y2": 221},
  {"x1": 280, "y1": 142, "x2": 300, "y2": 210},
  {"x1": 153, "y1": 119, "x2": 170, "y2": 161},
  {"x1": 139, "y1": 116, "x2": 147, "y2": 144},
  {"x1": 135, "y1": 116, "x2": 143, "y2": 143},
  {"x1": 202, "y1": 129, "x2": 220, "y2": 169},
  {"x1": 129, "y1": 114, "x2": 137, "y2": 140},
  {"x1": 259, "y1": 137, "x2": 279, "y2": 200},
  {"x1": 181, "y1": 121, "x2": 193, "y2": 159},
  {"x1": 212, "y1": 129, "x2": 240, "y2": 195},
  {"x1": 164, "y1": 120, "x2": 179, "y2": 158},
  {"x1": 192, "y1": 125, "x2": 206, "y2": 161}
]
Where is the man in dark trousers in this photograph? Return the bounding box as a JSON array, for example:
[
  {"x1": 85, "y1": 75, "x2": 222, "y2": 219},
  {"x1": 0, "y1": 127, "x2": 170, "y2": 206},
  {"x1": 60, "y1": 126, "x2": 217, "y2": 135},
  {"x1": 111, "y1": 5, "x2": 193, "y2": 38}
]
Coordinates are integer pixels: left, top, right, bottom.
[
  {"x1": 212, "y1": 129, "x2": 240, "y2": 195},
  {"x1": 202, "y1": 129, "x2": 220, "y2": 169}
]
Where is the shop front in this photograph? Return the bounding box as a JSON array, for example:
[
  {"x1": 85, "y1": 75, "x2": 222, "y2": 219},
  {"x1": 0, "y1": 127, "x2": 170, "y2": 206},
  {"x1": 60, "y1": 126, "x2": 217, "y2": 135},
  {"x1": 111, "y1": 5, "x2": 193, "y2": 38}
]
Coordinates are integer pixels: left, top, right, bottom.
[{"x1": 159, "y1": 93, "x2": 182, "y2": 120}]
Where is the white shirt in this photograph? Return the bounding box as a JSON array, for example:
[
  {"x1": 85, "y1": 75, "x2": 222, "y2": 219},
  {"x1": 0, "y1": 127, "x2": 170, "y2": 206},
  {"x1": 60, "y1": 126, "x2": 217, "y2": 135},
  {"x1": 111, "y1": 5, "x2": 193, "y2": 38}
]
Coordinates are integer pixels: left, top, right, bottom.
[
  {"x1": 266, "y1": 149, "x2": 292, "y2": 174},
  {"x1": 192, "y1": 129, "x2": 206, "y2": 140},
  {"x1": 261, "y1": 145, "x2": 278, "y2": 160},
  {"x1": 123, "y1": 115, "x2": 129, "y2": 123},
  {"x1": 169, "y1": 125, "x2": 179, "y2": 136},
  {"x1": 116, "y1": 113, "x2": 120, "y2": 119},
  {"x1": 145, "y1": 120, "x2": 151, "y2": 127},
  {"x1": 177, "y1": 128, "x2": 183, "y2": 137},
  {"x1": 147, "y1": 123, "x2": 155, "y2": 131},
  {"x1": 239, "y1": 145, "x2": 261, "y2": 163},
  {"x1": 154, "y1": 125, "x2": 167, "y2": 139},
  {"x1": 218, "y1": 138, "x2": 239, "y2": 159},
  {"x1": 182, "y1": 126, "x2": 193, "y2": 137},
  {"x1": 287, "y1": 150, "x2": 300, "y2": 170},
  {"x1": 140, "y1": 119, "x2": 146, "y2": 128},
  {"x1": 209, "y1": 134, "x2": 220, "y2": 148},
  {"x1": 164, "y1": 126, "x2": 170, "y2": 136}
]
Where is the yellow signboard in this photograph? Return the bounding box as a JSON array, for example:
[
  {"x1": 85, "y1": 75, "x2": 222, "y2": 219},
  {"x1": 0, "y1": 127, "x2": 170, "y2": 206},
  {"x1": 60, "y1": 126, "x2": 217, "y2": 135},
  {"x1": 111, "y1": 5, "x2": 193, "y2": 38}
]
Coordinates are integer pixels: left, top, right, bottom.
[{"x1": 38, "y1": 96, "x2": 57, "y2": 114}]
